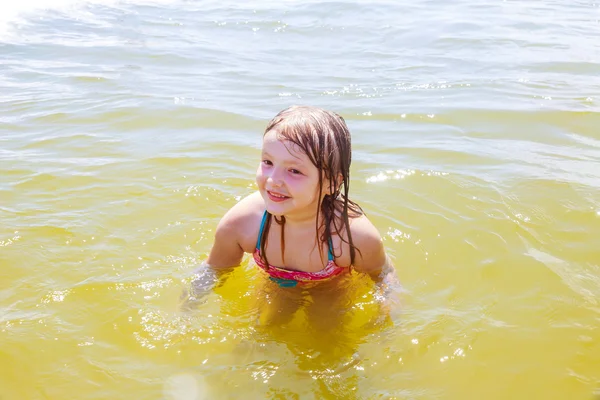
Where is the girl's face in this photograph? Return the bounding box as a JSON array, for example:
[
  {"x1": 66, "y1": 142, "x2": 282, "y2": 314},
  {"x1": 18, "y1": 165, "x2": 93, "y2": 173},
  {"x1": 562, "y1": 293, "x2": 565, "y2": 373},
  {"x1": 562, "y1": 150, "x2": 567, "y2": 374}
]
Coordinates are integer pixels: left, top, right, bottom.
[{"x1": 256, "y1": 130, "x2": 327, "y2": 219}]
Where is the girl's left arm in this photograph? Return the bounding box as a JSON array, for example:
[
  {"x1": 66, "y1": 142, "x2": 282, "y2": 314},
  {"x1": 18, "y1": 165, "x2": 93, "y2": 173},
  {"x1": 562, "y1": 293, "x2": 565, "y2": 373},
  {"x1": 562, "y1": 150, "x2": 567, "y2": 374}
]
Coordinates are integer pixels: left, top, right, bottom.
[{"x1": 351, "y1": 217, "x2": 402, "y2": 303}]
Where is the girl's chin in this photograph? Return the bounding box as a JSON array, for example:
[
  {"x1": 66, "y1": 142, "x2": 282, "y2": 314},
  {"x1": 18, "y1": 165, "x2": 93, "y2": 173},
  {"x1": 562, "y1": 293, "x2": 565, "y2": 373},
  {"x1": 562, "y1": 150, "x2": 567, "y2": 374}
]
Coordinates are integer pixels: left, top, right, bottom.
[
  {"x1": 263, "y1": 199, "x2": 296, "y2": 217},
  {"x1": 265, "y1": 203, "x2": 288, "y2": 216}
]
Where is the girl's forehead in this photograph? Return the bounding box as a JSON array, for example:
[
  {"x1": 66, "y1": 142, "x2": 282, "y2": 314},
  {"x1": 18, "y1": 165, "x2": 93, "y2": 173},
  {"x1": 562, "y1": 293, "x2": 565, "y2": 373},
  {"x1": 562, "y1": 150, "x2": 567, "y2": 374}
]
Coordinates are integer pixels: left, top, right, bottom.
[{"x1": 262, "y1": 131, "x2": 308, "y2": 161}]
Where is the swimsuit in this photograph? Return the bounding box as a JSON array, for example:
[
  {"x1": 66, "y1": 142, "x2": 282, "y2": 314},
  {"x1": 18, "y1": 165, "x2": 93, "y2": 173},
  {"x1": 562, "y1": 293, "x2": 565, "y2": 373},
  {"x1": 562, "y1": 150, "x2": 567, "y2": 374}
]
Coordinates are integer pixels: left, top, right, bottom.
[{"x1": 253, "y1": 211, "x2": 347, "y2": 287}]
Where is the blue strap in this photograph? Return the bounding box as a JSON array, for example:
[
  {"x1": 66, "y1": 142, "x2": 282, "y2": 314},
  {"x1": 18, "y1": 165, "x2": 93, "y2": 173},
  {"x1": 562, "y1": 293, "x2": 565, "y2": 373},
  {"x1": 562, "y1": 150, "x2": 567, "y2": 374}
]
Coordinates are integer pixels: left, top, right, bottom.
[
  {"x1": 257, "y1": 209, "x2": 334, "y2": 262},
  {"x1": 256, "y1": 210, "x2": 268, "y2": 250}
]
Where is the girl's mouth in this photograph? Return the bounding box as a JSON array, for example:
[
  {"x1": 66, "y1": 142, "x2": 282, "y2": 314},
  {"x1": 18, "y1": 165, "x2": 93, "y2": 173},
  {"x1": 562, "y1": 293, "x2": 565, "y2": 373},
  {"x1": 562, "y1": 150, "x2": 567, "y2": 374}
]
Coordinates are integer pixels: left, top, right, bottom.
[{"x1": 267, "y1": 191, "x2": 290, "y2": 202}]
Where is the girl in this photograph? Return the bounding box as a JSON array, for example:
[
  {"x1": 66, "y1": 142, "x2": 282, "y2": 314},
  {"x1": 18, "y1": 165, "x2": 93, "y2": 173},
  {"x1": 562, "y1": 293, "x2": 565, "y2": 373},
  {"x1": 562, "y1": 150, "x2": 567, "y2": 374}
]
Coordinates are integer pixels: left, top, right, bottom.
[{"x1": 192, "y1": 105, "x2": 396, "y2": 304}]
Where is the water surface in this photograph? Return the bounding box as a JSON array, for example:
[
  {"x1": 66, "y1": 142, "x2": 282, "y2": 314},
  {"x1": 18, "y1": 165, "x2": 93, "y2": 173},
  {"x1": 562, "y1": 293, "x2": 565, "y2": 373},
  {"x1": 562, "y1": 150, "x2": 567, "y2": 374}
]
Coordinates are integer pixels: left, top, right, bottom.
[{"x1": 1, "y1": 0, "x2": 599, "y2": 399}]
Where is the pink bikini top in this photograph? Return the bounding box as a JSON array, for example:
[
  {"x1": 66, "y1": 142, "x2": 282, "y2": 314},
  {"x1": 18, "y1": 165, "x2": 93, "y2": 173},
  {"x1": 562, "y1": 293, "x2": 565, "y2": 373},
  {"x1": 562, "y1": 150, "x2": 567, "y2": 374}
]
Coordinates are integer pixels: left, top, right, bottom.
[{"x1": 252, "y1": 211, "x2": 347, "y2": 286}]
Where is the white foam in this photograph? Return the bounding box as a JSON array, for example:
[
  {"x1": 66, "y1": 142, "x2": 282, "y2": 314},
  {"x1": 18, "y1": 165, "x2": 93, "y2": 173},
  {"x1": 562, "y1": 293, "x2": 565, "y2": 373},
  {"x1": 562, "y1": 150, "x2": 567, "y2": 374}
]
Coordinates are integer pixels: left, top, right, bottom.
[
  {"x1": 0, "y1": 0, "x2": 178, "y2": 37},
  {"x1": 0, "y1": 0, "x2": 105, "y2": 36}
]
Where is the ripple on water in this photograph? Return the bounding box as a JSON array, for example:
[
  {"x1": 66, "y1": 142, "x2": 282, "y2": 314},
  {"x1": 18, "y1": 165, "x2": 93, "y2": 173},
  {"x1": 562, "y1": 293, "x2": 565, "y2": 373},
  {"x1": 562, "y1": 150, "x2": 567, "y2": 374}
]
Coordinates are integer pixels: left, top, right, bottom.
[{"x1": 1, "y1": 0, "x2": 600, "y2": 398}]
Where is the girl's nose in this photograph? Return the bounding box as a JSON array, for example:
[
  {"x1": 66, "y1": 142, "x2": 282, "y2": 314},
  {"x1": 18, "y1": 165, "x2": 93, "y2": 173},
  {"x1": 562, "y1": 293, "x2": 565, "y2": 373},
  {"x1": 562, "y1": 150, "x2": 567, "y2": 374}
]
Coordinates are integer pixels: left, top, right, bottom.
[{"x1": 267, "y1": 168, "x2": 284, "y2": 186}]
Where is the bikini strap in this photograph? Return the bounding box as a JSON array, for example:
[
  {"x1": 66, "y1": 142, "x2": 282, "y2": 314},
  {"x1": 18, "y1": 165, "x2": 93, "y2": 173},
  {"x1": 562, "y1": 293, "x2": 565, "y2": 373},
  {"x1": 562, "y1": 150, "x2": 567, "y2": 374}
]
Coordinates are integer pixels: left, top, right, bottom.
[
  {"x1": 257, "y1": 209, "x2": 334, "y2": 262},
  {"x1": 256, "y1": 210, "x2": 268, "y2": 250},
  {"x1": 327, "y1": 236, "x2": 334, "y2": 262}
]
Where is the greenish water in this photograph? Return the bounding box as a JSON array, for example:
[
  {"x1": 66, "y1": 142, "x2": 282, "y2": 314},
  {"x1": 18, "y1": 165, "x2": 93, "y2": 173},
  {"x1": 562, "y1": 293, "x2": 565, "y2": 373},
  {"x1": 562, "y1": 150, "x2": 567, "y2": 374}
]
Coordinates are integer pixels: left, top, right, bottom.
[{"x1": 1, "y1": 1, "x2": 599, "y2": 399}]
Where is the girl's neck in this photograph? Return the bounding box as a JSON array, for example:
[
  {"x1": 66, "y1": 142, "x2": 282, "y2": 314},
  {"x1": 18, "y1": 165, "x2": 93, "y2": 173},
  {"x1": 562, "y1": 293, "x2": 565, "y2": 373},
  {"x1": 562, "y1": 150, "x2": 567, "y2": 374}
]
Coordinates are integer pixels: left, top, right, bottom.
[
  {"x1": 275, "y1": 212, "x2": 316, "y2": 229},
  {"x1": 273, "y1": 207, "x2": 324, "y2": 230}
]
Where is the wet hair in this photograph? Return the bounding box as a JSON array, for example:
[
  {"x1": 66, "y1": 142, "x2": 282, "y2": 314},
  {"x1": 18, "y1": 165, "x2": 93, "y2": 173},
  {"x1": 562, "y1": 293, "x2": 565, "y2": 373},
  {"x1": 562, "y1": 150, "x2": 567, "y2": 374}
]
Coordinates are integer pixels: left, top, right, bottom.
[{"x1": 258, "y1": 105, "x2": 363, "y2": 268}]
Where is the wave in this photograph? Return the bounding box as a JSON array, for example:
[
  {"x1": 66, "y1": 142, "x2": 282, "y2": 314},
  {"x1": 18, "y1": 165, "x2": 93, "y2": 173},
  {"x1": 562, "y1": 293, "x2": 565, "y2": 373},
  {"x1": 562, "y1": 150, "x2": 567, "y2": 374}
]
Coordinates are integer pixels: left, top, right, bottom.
[{"x1": 0, "y1": 0, "x2": 178, "y2": 37}]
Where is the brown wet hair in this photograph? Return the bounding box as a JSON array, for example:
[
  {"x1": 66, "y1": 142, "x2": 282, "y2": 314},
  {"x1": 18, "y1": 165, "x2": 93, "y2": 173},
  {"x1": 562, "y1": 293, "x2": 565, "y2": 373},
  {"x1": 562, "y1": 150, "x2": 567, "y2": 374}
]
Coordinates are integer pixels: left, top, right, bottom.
[{"x1": 259, "y1": 105, "x2": 363, "y2": 268}]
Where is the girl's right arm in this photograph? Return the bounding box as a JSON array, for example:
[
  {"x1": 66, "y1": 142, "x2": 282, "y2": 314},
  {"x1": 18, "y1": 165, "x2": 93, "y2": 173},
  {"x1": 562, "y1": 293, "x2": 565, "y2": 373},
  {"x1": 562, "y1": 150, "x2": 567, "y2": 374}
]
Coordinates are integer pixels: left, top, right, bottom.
[
  {"x1": 189, "y1": 210, "x2": 245, "y2": 299},
  {"x1": 206, "y1": 212, "x2": 245, "y2": 268},
  {"x1": 188, "y1": 193, "x2": 261, "y2": 302},
  {"x1": 206, "y1": 192, "x2": 263, "y2": 267},
  {"x1": 185, "y1": 219, "x2": 243, "y2": 306}
]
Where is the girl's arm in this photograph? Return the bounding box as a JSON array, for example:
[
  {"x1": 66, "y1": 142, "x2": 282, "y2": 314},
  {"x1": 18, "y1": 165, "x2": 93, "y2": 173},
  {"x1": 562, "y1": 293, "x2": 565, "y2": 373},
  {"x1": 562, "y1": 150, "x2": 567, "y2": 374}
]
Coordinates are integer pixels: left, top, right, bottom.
[
  {"x1": 206, "y1": 214, "x2": 245, "y2": 268},
  {"x1": 371, "y1": 255, "x2": 402, "y2": 308},
  {"x1": 187, "y1": 205, "x2": 248, "y2": 304},
  {"x1": 188, "y1": 194, "x2": 261, "y2": 303},
  {"x1": 351, "y1": 217, "x2": 402, "y2": 304}
]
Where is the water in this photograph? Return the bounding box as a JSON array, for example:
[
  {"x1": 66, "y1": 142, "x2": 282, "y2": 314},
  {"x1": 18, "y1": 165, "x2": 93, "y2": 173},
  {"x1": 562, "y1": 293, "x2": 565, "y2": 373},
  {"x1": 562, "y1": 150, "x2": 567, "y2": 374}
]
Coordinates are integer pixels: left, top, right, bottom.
[{"x1": 1, "y1": 0, "x2": 600, "y2": 398}]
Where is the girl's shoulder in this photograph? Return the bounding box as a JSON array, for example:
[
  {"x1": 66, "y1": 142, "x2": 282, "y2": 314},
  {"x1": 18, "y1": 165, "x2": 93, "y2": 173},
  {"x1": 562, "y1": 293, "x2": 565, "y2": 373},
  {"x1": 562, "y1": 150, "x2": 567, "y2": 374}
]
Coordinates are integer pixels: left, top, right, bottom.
[
  {"x1": 216, "y1": 191, "x2": 265, "y2": 252},
  {"x1": 347, "y1": 213, "x2": 387, "y2": 274}
]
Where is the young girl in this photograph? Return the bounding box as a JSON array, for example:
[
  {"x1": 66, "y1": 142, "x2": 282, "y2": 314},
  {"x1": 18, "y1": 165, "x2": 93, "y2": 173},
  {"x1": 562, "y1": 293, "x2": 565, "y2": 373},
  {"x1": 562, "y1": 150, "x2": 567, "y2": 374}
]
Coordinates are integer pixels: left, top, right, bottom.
[{"x1": 191, "y1": 106, "x2": 396, "y2": 306}]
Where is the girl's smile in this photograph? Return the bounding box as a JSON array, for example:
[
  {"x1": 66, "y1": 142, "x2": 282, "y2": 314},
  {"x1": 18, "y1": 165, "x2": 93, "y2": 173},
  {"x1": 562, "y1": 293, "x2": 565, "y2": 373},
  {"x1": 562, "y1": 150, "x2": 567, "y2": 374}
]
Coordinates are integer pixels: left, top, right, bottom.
[{"x1": 266, "y1": 190, "x2": 290, "y2": 202}]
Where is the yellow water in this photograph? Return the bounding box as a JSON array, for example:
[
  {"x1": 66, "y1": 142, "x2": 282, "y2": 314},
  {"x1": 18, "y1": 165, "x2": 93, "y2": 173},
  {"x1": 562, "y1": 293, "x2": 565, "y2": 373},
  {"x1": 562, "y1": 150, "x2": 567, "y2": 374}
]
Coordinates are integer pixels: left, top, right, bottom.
[{"x1": 1, "y1": 1, "x2": 600, "y2": 399}]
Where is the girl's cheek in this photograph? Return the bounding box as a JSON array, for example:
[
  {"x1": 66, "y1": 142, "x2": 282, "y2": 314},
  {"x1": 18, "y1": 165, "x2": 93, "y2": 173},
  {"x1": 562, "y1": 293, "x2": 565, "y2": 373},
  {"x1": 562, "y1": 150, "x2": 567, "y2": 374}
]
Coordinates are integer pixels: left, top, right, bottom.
[
  {"x1": 256, "y1": 165, "x2": 266, "y2": 178},
  {"x1": 255, "y1": 168, "x2": 265, "y2": 185},
  {"x1": 256, "y1": 166, "x2": 274, "y2": 186}
]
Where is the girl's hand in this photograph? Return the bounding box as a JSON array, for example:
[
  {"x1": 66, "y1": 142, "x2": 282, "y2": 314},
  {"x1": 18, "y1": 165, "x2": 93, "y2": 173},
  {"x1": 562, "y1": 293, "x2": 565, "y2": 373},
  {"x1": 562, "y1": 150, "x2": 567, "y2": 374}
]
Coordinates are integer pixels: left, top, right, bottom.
[
  {"x1": 373, "y1": 258, "x2": 402, "y2": 315},
  {"x1": 180, "y1": 263, "x2": 233, "y2": 310}
]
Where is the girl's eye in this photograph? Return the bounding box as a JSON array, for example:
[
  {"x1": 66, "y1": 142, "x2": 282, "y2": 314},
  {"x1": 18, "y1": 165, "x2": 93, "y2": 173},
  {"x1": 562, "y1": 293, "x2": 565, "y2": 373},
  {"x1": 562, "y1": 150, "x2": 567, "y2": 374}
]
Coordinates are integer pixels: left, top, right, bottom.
[
  {"x1": 262, "y1": 160, "x2": 273, "y2": 166},
  {"x1": 289, "y1": 169, "x2": 302, "y2": 175}
]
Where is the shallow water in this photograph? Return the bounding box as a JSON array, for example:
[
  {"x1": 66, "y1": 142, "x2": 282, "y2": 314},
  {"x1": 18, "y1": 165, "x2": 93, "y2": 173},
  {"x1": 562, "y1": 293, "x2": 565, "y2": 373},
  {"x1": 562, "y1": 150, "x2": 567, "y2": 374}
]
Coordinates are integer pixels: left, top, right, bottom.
[{"x1": 1, "y1": 0, "x2": 600, "y2": 399}]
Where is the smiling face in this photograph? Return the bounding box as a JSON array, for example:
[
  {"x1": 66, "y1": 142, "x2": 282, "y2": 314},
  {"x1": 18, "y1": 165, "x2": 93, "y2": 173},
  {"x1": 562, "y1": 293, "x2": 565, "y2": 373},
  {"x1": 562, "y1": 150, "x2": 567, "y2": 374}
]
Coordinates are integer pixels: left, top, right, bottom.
[{"x1": 256, "y1": 130, "x2": 328, "y2": 219}]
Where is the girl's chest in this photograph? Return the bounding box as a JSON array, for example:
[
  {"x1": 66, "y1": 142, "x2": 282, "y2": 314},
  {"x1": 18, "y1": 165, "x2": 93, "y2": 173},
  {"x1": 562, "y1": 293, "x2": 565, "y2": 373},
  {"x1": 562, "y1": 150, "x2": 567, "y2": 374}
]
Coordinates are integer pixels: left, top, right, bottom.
[
  {"x1": 260, "y1": 226, "x2": 350, "y2": 272},
  {"x1": 262, "y1": 236, "x2": 328, "y2": 272}
]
